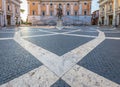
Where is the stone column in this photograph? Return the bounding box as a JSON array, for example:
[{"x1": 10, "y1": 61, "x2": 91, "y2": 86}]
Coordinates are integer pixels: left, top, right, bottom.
[
  {"x1": 38, "y1": 3, "x2": 41, "y2": 15},
  {"x1": 0, "y1": 0, "x2": 4, "y2": 26},
  {"x1": 46, "y1": 4, "x2": 49, "y2": 16},
  {"x1": 104, "y1": 4, "x2": 107, "y2": 25},
  {"x1": 11, "y1": 4, "x2": 15, "y2": 25},
  {"x1": 89, "y1": 2, "x2": 91, "y2": 15},
  {"x1": 3, "y1": 0, "x2": 7, "y2": 26},
  {"x1": 0, "y1": 15, "x2": 1, "y2": 26},
  {"x1": 28, "y1": 2, "x2": 30, "y2": 15},
  {"x1": 113, "y1": 0, "x2": 117, "y2": 26},
  {"x1": 117, "y1": 14, "x2": 119, "y2": 25},
  {"x1": 54, "y1": 4, "x2": 57, "y2": 16},
  {"x1": 18, "y1": 6, "x2": 21, "y2": 25},
  {"x1": 107, "y1": 16, "x2": 109, "y2": 25},
  {"x1": 98, "y1": 7, "x2": 102, "y2": 26},
  {"x1": 79, "y1": 3, "x2": 82, "y2": 15},
  {"x1": 71, "y1": 4, "x2": 74, "y2": 15}
]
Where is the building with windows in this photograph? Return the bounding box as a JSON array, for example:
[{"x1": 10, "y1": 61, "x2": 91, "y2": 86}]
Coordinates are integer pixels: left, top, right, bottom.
[
  {"x1": 27, "y1": 0, "x2": 92, "y2": 25},
  {"x1": 0, "y1": 0, "x2": 21, "y2": 27},
  {"x1": 91, "y1": 10, "x2": 99, "y2": 25},
  {"x1": 98, "y1": 0, "x2": 120, "y2": 26}
]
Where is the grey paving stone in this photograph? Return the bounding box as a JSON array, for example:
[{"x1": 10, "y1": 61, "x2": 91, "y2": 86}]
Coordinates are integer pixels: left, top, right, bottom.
[
  {"x1": 24, "y1": 35, "x2": 93, "y2": 56},
  {"x1": 77, "y1": 39, "x2": 120, "y2": 84},
  {"x1": 25, "y1": 27, "x2": 80, "y2": 33},
  {"x1": 0, "y1": 40, "x2": 42, "y2": 85},
  {"x1": 105, "y1": 33, "x2": 120, "y2": 37},
  {"x1": 0, "y1": 33, "x2": 15, "y2": 38},
  {"x1": 50, "y1": 78, "x2": 71, "y2": 87}
]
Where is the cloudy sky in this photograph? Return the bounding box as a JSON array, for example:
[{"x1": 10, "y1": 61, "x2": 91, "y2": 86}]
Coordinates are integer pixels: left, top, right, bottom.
[{"x1": 20, "y1": 0, "x2": 99, "y2": 21}]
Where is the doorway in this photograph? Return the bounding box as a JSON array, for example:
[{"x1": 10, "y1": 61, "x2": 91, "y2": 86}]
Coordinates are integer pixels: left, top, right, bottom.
[
  {"x1": 7, "y1": 15, "x2": 11, "y2": 25},
  {"x1": 102, "y1": 17, "x2": 104, "y2": 25},
  {"x1": 109, "y1": 15, "x2": 113, "y2": 25}
]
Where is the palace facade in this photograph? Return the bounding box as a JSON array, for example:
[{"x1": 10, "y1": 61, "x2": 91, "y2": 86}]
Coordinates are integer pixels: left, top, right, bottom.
[
  {"x1": 27, "y1": 0, "x2": 92, "y2": 25},
  {"x1": 98, "y1": 0, "x2": 120, "y2": 26},
  {"x1": 0, "y1": 0, "x2": 21, "y2": 27}
]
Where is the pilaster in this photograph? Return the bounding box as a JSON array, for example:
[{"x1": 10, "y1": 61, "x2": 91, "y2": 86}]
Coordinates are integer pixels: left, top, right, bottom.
[
  {"x1": 63, "y1": 4, "x2": 66, "y2": 16},
  {"x1": 104, "y1": 4, "x2": 107, "y2": 25},
  {"x1": 79, "y1": 3, "x2": 82, "y2": 15},
  {"x1": 71, "y1": 4, "x2": 73, "y2": 15},
  {"x1": 46, "y1": 4, "x2": 49, "y2": 16},
  {"x1": 3, "y1": 0, "x2": 7, "y2": 26},
  {"x1": 113, "y1": 0, "x2": 117, "y2": 26},
  {"x1": 54, "y1": 4, "x2": 57, "y2": 16},
  {"x1": 11, "y1": 4, "x2": 15, "y2": 25},
  {"x1": 38, "y1": 3, "x2": 41, "y2": 15}
]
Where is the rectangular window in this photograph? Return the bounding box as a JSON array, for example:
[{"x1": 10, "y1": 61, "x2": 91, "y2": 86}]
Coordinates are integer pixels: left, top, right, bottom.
[{"x1": 8, "y1": 5, "x2": 10, "y2": 11}]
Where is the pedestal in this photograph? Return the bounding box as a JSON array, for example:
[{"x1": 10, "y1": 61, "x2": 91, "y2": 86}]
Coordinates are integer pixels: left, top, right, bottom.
[{"x1": 56, "y1": 19, "x2": 64, "y2": 30}]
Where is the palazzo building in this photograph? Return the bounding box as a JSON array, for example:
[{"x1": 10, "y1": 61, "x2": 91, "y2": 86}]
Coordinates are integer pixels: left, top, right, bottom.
[
  {"x1": 0, "y1": 0, "x2": 21, "y2": 27},
  {"x1": 98, "y1": 0, "x2": 120, "y2": 26},
  {"x1": 27, "y1": 0, "x2": 92, "y2": 25},
  {"x1": 91, "y1": 10, "x2": 99, "y2": 25}
]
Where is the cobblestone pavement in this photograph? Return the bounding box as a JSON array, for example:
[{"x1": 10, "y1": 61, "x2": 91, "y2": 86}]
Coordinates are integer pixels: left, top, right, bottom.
[{"x1": 0, "y1": 26, "x2": 120, "y2": 87}]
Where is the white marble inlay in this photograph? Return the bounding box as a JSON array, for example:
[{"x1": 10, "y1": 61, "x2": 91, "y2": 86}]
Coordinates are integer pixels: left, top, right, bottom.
[
  {"x1": 0, "y1": 38, "x2": 13, "y2": 40},
  {"x1": 62, "y1": 65, "x2": 120, "y2": 87},
  {"x1": 13, "y1": 30, "x2": 105, "y2": 77},
  {"x1": 0, "y1": 66, "x2": 59, "y2": 87},
  {"x1": 106, "y1": 37, "x2": 120, "y2": 40}
]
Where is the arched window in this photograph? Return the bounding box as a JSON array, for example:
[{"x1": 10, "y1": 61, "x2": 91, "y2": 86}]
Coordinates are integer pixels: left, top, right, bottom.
[
  {"x1": 74, "y1": 3, "x2": 77, "y2": 6},
  {"x1": 50, "y1": 3, "x2": 53, "y2": 8},
  {"x1": 8, "y1": 5, "x2": 10, "y2": 11},
  {"x1": 32, "y1": 2, "x2": 35, "y2": 5},
  {"x1": 84, "y1": 2, "x2": 87, "y2": 5},
  {"x1": 67, "y1": 3, "x2": 70, "y2": 7},
  {"x1": 59, "y1": 3, "x2": 62, "y2": 6}
]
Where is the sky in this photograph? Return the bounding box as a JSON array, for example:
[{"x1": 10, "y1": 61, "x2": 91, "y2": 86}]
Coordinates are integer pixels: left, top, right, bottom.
[{"x1": 20, "y1": 0, "x2": 99, "y2": 21}]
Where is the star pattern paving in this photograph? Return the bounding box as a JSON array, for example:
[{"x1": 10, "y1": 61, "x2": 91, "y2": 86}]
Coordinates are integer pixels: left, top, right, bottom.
[{"x1": 0, "y1": 26, "x2": 120, "y2": 87}]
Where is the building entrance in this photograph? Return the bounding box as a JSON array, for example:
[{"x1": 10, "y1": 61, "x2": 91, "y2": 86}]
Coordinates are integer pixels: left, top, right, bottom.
[
  {"x1": 109, "y1": 15, "x2": 113, "y2": 25},
  {"x1": 7, "y1": 15, "x2": 11, "y2": 25}
]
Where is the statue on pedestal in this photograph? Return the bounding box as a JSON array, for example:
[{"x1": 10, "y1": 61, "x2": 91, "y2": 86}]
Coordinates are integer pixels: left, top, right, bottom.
[
  {"x1": 56, "y1": 4, "x2": 64, "y2": 30},
  {"x1": 56, "y1": 5, "x2": 63, "y2": 20}
]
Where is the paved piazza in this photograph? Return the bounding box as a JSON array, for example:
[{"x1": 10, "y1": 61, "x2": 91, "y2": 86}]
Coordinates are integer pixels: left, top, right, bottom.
[{"x1": 0, "y1": 26, "x2": 120, "y2": 87}]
